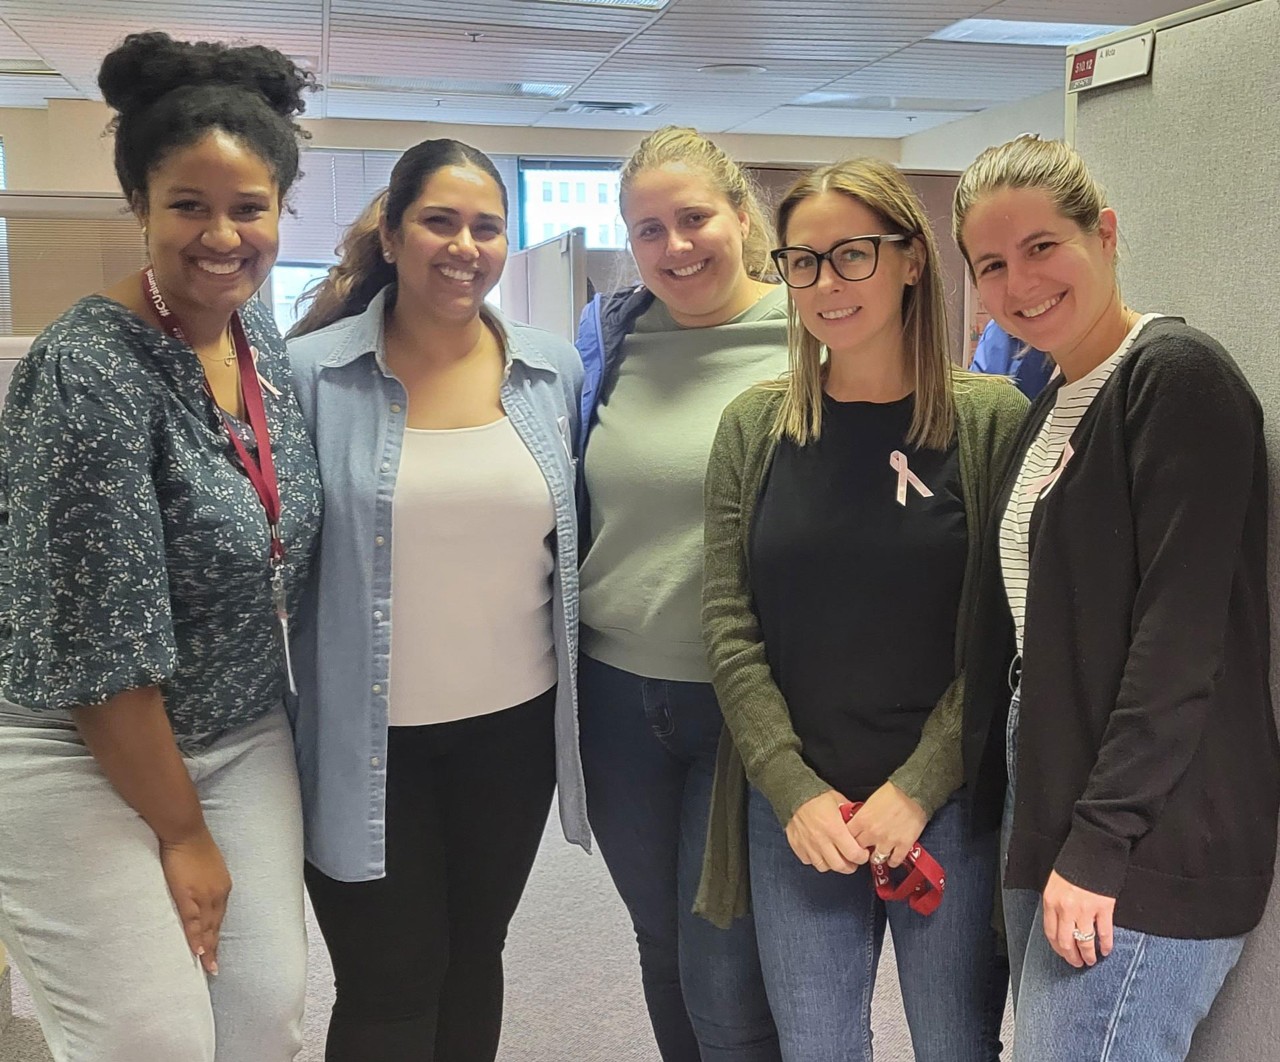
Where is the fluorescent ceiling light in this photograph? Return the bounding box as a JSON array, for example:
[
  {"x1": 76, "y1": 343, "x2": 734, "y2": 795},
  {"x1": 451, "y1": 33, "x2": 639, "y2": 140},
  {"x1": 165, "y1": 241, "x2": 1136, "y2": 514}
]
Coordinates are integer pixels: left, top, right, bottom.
[
  {"x1": 327, "y1": 76, "x2": 571, "y2": 100},
  {"x1": 698, "y1": 64, "x2": 767, "y2": 76},
  {"x1": 0, "y1": 59, "x2": 58, "y2": 75},
  {"x1": 794, "y1": 91, "x2": 989, "y2": 113},
  {"x1": 930, "y1": 19, "x2": 1127, "y2": 47},
  {"x1": 514, "y1": 0, "x2": 670, "y2": 9}
]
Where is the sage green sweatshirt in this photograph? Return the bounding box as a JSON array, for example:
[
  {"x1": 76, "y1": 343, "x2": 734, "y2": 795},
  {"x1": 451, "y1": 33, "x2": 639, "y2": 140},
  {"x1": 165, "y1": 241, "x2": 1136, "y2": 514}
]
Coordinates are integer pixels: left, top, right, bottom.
[{"x1": 579, "y1": 287, "x2": 788, "y2": 681}]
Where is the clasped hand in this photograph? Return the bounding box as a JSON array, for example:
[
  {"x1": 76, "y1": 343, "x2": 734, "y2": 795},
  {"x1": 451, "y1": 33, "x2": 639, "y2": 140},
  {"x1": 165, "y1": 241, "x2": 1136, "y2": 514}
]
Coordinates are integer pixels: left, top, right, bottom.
[{"x1": 785, "y1": 782, "x2": 926, "y2": 873}]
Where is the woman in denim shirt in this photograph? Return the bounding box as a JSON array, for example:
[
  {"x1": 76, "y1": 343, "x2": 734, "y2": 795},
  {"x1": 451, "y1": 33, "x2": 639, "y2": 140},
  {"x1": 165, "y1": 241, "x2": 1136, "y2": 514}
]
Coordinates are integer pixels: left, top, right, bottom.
[{"x1": 286, "y1": 139, "x2": 586, "y2": 1062}]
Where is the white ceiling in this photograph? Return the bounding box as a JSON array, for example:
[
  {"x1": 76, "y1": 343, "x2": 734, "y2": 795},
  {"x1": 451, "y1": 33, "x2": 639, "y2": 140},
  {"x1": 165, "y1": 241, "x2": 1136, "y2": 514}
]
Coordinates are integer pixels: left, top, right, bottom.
[{"x1": 0, "y1": 0, "x2": 1190, "y2": 139}]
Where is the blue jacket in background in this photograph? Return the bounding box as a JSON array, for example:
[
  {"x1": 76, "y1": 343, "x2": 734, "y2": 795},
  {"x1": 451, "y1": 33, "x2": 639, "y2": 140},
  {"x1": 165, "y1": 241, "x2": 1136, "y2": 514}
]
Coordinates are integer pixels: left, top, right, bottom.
[
  {"x1": 970, "y1": 319, "x2": 1055, "y2": 399},
  {"x1": 288, "y1": 285, "x2": 589, "y2": 882},
  {"x1": 574, "y1": 287, "x2": 655, "y2": 466}
]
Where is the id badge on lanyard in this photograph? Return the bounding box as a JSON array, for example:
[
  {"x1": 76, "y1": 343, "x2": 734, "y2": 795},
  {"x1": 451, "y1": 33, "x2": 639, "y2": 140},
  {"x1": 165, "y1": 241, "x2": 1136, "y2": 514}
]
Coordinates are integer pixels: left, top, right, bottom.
[{"x1": 143, "y1": 267, "x2": 297, "y2": 694}]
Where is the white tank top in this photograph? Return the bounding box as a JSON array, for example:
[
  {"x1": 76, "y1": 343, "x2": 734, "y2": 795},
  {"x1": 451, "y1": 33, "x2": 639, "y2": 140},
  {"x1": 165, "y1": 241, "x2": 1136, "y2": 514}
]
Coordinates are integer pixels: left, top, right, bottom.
[{"x1": 388, "y1": 417, "x2": 557, "y2": 726}]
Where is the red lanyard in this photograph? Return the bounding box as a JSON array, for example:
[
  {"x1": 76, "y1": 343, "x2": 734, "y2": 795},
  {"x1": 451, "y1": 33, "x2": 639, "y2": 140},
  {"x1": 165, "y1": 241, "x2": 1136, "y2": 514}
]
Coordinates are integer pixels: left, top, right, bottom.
[
  {"x1": 142, "y1": 267, "x2": 285, "y2": 567},
  {"x1": 840, "y1": 801, "x2": 946, "y2": 916}
]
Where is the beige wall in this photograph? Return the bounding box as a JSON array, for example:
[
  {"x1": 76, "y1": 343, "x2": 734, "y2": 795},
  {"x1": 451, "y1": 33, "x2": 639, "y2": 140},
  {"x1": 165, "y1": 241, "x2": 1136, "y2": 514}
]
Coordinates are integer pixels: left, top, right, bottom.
[
  {"x1": 898, "y1": 89, "x2": 1067, "y2": 173},
  {"x1": 0, "y1": 91, "x2": 1073, "y2": 194},
  {"x1": 0, "y1": 105, "x2": 56, "y2": 189},
  {"x1": 0, "y1": 98, "x2": 902, "y2": 192}
]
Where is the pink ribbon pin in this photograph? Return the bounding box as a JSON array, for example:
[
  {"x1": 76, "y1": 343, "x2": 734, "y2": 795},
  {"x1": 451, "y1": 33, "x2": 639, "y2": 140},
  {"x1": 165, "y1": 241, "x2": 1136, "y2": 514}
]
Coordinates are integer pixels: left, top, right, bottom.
[
  {"x1": 890, "y1": 450, "x2": 933, "y2": 506},
  {"x1": 1025, "y1": 442, "x2": 1075, "y2": 498},
  {"x1": 250, "y1": 346, "x2": 282, "y2": 399}
]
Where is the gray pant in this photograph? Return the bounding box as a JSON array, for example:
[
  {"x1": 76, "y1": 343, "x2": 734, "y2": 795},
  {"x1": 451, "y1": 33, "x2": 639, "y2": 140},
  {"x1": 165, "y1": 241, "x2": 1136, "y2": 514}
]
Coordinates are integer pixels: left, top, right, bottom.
[{"x1": 0, "y1": 707, "x2": 306, "y2": 1062}]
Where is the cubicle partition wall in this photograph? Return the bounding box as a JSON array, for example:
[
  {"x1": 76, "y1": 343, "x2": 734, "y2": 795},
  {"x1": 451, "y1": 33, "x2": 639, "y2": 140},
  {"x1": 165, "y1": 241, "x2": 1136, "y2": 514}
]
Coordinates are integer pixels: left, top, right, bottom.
[
  {"x1": 1068, "y1": 2, "x2": 1280, "y2": 1056},
  {"x1": 498, "y1": 226, "x2": 589, "y2": 342}
]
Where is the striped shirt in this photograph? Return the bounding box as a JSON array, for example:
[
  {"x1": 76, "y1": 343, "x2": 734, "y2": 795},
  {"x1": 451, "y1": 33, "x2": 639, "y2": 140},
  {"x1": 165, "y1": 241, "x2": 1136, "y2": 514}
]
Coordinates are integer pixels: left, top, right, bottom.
[{"x1": 1000, "y1": 314, "x2": 1163, "y2": 652}]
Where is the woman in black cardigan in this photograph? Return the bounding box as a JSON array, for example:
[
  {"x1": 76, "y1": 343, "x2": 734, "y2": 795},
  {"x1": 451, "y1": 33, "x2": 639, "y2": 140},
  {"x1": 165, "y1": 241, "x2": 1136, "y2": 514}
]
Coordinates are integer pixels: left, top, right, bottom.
[{"x1": 952, "y1": 134, "x2": 1279, "y2": 1062}]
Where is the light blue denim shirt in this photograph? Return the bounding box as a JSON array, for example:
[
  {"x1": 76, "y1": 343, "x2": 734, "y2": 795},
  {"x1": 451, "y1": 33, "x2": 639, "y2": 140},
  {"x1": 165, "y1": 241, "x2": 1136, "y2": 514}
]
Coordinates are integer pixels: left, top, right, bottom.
[{"x1": 288, "y1": 285, "x2": 589, "y2": 881}]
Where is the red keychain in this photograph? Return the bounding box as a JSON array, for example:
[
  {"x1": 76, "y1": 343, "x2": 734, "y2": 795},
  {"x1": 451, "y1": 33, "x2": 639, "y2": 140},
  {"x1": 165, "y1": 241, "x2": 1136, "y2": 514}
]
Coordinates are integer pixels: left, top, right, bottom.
[{"x1": 839, "y1": 801, "x2": 946, "y2": 916}]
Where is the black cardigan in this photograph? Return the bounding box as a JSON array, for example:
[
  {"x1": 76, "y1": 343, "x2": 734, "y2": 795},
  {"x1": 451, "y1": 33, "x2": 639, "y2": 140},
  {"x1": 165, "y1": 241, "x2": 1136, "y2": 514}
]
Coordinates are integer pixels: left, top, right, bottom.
[{"x1": 963, "y1": 317, "x2": 1280, "y2": 939}]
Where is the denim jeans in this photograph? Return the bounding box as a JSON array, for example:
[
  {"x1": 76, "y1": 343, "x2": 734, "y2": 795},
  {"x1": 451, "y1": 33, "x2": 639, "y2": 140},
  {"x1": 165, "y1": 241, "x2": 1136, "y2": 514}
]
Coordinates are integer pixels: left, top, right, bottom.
[
  {"x1": 1012, "y1": 907, "x2": 1243, "y2": 1060},
  {"x1": 747, "y1": 785, "x2": 1005, "y2": 1062},
  {"x1": 1001, "y1": 686, "x2": 1245, "y2": 1060},
  {"x1": 1001, "y1": 682, "x2": 1042, "y2": 1009},
  {"x1": 0, "y1": 708, "x2": 306, "y2": 1062},
  {"x1": 578, "y1": 655, "x2": 780, "y2": 1062}
]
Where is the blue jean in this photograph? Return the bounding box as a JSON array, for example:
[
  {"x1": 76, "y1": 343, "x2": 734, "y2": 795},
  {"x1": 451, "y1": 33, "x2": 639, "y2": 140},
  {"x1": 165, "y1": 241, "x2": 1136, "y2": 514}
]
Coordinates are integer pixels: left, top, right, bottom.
[
  {"x1": 748, "y1": 785, "x2": 1005, "y2": 1062},
  {"x1": 578, "y1": 655, "x2": 780, "y2": 1062},
  {"x1": 1001, "y1": 686, "x2": 1245, "y2": 1060},
  {"x1": 1002, "y1": 682, "x2": 1041, "y2": 1009}
]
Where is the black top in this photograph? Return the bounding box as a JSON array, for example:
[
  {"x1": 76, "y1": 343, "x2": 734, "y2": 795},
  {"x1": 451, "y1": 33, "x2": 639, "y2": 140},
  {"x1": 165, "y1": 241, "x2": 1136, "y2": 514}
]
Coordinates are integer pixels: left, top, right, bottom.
[
  {"x1": 751, "y1": 393, "x2": 967, "y2": 800},
  {"x1": 0, "y1": 295, "x2": 323, "y2": 745},
  {"x1": 962, "y1": 317, "x2": 1279, "y2": 938}
]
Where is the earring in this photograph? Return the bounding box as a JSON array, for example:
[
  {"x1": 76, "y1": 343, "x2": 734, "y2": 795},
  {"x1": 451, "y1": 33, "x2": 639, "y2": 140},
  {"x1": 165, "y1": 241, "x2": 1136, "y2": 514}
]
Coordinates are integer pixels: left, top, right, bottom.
[
  {"x1": 383, "y1": 251, "x2": 394, "y2": 263},
  {"x1": 141, "y1": 226, "x2": 148, "y2": 238}
]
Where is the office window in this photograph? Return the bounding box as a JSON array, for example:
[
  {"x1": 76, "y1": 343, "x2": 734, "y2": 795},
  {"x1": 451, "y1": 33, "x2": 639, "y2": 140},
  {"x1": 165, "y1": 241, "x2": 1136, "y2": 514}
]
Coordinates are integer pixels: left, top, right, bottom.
[
  {"x1": 542, "y1": 181, "x2": 552, "y2": 202},
  {"x1": 519, "y1": 161, "x2": 624, "y2": 250}
]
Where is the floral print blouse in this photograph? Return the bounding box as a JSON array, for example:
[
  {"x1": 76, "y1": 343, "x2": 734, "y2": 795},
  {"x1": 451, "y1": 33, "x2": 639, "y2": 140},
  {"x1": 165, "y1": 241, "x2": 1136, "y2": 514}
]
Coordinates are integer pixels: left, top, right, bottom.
[{"x1": 0, "y1": 294, "x2": 322, "y2": 744}]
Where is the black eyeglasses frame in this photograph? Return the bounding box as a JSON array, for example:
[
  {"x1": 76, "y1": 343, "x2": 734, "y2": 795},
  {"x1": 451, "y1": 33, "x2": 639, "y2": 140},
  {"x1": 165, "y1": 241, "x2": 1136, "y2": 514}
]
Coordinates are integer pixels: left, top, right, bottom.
[{"x1": 770, "y1": 233, "x2": 915, "y2": 289}]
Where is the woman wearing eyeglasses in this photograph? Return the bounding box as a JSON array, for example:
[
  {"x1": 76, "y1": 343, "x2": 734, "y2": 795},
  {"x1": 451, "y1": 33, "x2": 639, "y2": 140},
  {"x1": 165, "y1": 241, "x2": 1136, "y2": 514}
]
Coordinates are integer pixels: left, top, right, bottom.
[{"x1": 696, "y1": 158, "x2": 1027, "y2": 1061}]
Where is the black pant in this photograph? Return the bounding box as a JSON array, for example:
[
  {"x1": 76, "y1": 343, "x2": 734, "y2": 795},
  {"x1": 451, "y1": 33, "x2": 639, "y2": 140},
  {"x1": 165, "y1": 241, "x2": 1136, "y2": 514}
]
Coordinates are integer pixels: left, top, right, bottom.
[{"x1": 305, "y1": 688, "x2": 557, "y2": 1062}]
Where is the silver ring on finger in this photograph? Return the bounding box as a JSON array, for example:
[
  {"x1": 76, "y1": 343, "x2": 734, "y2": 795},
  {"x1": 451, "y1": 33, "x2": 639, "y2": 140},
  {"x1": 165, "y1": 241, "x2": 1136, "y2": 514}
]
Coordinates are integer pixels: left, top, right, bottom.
[
  {"x1": 1071, "y1": 927, "x2": 1097, "y2": 943},
  {"x1": 870, "y1": 853, "x2": 887, "y2": 865}
]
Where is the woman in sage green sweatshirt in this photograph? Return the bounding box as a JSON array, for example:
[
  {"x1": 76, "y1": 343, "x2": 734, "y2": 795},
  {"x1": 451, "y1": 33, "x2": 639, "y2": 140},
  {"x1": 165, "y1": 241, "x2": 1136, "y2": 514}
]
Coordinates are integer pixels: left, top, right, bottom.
[{"x1": 698, "y1": 158, "x2": 1028, "y2": 1062}]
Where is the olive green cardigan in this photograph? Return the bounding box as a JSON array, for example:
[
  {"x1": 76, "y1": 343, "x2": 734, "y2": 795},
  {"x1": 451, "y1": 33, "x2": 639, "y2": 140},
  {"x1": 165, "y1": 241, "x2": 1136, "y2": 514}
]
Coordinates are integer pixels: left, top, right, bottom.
[{"x1": 695, "y1": 372, "x2": 1030, "y2": 928}]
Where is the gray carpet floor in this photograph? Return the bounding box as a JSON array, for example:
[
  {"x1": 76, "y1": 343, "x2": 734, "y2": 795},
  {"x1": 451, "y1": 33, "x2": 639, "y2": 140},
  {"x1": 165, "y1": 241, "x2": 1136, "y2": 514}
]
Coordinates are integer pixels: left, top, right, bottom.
[{"x1": 0, "y1": 820, "x2": 1012, "y2": 1060}]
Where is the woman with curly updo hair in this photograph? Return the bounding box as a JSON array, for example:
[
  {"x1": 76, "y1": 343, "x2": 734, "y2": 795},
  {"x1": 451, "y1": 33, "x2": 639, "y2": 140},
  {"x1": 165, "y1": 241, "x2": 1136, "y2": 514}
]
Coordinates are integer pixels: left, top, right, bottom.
[{"x1": 0, "y1": 31, "x2": 321, "y2": 1062}]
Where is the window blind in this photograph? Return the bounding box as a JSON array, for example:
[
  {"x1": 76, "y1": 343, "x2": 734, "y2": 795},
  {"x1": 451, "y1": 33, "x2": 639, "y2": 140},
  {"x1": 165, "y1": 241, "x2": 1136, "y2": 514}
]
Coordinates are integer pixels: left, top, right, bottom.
[{"x1": 0, "y1": 193, "x2": 146, "y2": 337}]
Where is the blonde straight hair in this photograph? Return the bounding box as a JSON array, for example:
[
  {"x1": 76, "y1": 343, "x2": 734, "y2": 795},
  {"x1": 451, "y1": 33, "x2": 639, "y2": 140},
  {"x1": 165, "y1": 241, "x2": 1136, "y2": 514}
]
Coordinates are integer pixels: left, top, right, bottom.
[
  {"x1": 771, "y1": 158, "x2": 956, "y2": 450},
  {"x1": 618, "y1": 126, "x2": 774, "y2": 281}
]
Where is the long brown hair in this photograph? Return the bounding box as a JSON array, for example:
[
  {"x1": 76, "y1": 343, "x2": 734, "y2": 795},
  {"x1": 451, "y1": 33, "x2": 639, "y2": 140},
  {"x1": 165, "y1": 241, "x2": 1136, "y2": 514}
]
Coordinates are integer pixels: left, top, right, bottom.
[{"x1": 771, "y1": 158, "x2": 955, "y2": 450}]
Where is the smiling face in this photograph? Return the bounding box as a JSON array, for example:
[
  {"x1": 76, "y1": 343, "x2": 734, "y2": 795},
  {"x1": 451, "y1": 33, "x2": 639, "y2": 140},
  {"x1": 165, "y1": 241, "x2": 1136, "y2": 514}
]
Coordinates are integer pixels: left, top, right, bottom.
[
  {"x1": 781, "y1": 190, "x2": 921, "y2": 363},
  {"x1": 961, "y1": 185, "x2": 1119, "y2": 361},
  {"x1": 137, "y1": 129, "x2": 280, "y2": 324},
  {"x1": 384, "y1": 163, "x2": 508, "y2": 324},
  {"x1": 621, "y1": 163, "x2": 756, "y2": 327}
]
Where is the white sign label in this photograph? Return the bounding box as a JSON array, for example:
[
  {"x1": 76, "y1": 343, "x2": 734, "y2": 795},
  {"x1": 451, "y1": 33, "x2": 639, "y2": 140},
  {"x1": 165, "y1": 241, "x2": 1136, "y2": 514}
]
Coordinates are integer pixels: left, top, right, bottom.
[{"x1": 1069, "y1": 31, "x2": 1155, "y2": 93}]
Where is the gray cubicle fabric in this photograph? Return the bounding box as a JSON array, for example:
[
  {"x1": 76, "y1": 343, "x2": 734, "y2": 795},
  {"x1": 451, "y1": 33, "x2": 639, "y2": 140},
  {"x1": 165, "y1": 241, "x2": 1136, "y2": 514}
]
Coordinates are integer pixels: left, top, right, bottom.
[{"x1": 1074, "y1": 1, "x2": 1280, "y2": 1057}]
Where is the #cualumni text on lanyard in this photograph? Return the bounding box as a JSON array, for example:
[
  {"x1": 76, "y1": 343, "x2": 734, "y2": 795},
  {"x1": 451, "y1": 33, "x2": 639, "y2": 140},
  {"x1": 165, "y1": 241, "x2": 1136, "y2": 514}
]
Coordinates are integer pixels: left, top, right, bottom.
[{"x1": 142, "y1": 267, "x2": 296, "y2": 693}]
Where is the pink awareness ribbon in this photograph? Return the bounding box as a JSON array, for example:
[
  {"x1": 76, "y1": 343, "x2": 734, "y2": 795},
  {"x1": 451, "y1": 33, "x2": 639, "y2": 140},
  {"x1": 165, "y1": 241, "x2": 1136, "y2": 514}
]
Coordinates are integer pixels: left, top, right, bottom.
[
  {"x1": 1025, "y1": 442, "x2": 1075, "y2": 498},
  {"x1": 890, "y1": 450, "x2": 934, "y2": 507},
  {"x1": 250, "y1": 345, "x2": 283, "y2": 398}
]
